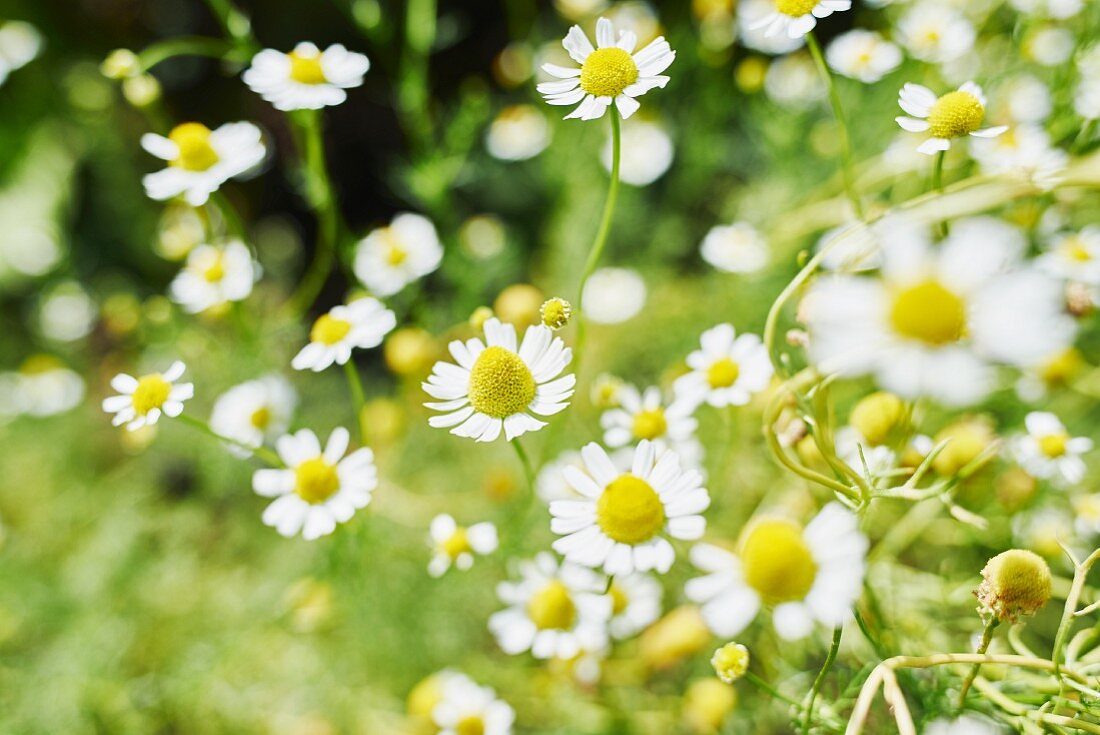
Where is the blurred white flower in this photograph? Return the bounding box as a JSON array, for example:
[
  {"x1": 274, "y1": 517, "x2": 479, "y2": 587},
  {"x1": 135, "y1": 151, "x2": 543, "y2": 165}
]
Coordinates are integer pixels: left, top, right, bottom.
[
  {"x1": 601, "y1": 384, "x2": 699, "y2": 458},
  {"x1": 1076, "y1": 47, "x2": 1100, "y2": 120},
  {"x1": 169, "y1": 239, "x2": 259, "y2": 314},
  {"x1": 0, "y1": 21, "x2": 42, "y2": 86},
  {"x1": 582, "y1": 267, "x2": 646, "y2": 324},
  {"x1": 38, "y1": 281, "x2": 97, "y2": 342},
  {"x1": 1013, "y1": 412, "x2": 1092, "y2": 487},
  {"x1": 209, "y1": 375, "x2": 297, "y2": 458},
  {"x1": 826, "y1": 30, "x2": 902, "y2": 84},
  {"x1": 103, "y1": 360, "x2": 194, "y2": 431},
  {"x1": 141, "y1": 122, "x2": 266, "y2": 206},
  {"x1": 486, "y1": 105, "x2": 552, "y2": 161},
  {"x1": 607, "y1": 572, "x2": 662, "y2": 639},
  {"x1": 1026, "y1": 27, "x2": 1074, "y2": 67},
  {"x1": 816, "y1": 224, "x2": 881, "y2": 272},
  {"x1": 700, "y1": 222, "x2": 769, "y2": 274},
  {"x1": 1002, "y1": 75, "x2": 1052, "y2": 124},
  {"x1": 746, "y1": 0, "x2": 852, "y2": 40},
  {"x1": 427, "y1": 514, "x2": 498, "y2": 577},
  {"x1": 896, "y1": 82, "x2": 1007, "y2": 155},
  {"x1": 432, "y1": 676, "x2": 515, "y2": 735},
  {"x1": 1008, "y1": 0, "x2": 1083, "y2": 18},
  {"x1": 1037, "y1": 227, "x2": 1100, "y2": 285},
  {"x1": 603, "y1": 119, "x2": 674, "y2": 185},
  {"x1": 674, "y1": 323, "x2": 773, "y2": 408},
  {"x1": 243, "y1": 42, "x2": 369, "y2": 111},
  {"x1": 738, "y1": 0, "x2": 804, "y2": 54},
  {"x1": 971, "y1": 124, "x2": 1068, "y2": 190},
  {"x1": 353, "y1": 213, "x2": 442, "y2": 297},
  {"x1": 764, "y1": 54, "x2": 824, "y2": 109},
  {"x1": 897, "y1": 3, "x2": 975, "y2": 64},
  {"x1": 1073, "y1": 494, "x2": 1100, "y2": 538},
  {"x1": 0, "y1": 356, "x2": 84, "y2": 419},
  {"x1": 292, "y1": 298, "x2": 396, "y2": 372}
]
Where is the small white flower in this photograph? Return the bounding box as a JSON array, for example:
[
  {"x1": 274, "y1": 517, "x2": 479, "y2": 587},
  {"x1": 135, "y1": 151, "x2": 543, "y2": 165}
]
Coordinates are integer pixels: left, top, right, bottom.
[
  {"x1": 601, "y1": 384, "x2": 699, "y2": 459},
  {"x1": 427, "y1": 514, "x2": 498, "y2": 577},
  {"x1": 102, "y1": 360, "x2": 194, "y2": 431},
  {"x1": 1003, "y1": 75, "x2": 1053, "y2": 124},
  {"x1": 209, "y1": 375, "x2": 297, "y2": 458},
  {"x1": 292, "y1": 298, "x2": 396, "y2": 372},
  {"x1": 486, "y1": 104, "x2": 552, "y2": 161},
  {"x1": 582, "y1": 267, "x2": 646, "y2": 324},
  {"x1": 738, "y1": 0, "x2": 804, "y2": 54},
  {"x1": 0, "y1": 20, "x2": 41, "y2": 86},
  {"x1": 826, "y1": 30, "x2": 902, "y2": 83},
  {"x1": 243, "y1": 42, "x2": 369, "y2": 111},
  {"x1": 971, "y1": 125, "x2": 1067, "y2": 190},
  {"x1": 602, "y1": 119, "x2": 674, "y2": 185},
  {"x1": 537, "y1": 16, "x2": 675, "y2": 121},
  {"x1": 674, "y1": 323, "x2": 773, "y2": 408},
  {"x1": 168, "y1": 239, "x2": 259, "y2": 314},
  {"x1": 764, "y1": 54, "x2": 825, "y2": 109},
  {"x1": 550, "y1": 440, "x2": 709, "y2": 575},
  {"x1": 747, "y1": 0, "x2": 852, "y2": 40},
  {"x1": 896, "y1": 82, "x2": 1008, "y2": 155},
  {"x1": 0, "y1": 357, "x2": 84, "y2": 419},
  {"x1": 141, "y1": 122, "x2": 266, "y2": 206},
  {"x1": 488, "y1": 552, "x2": 610, "y2": 659},
  {"x1": 423, "y1": 317, "x2": 574, "y2": 442},
  {"x1": 1012, "y1": 412, "x2": 1092, "y2": 487},
  {"x1": 252, "y1": 427, "x2": 376, "y2": 540},
  {"x1": 352, "y1": 213, "x2": 442, "y2": 297},
  {"x1": 607, "y1": 572, "x2": 662, "y2": 639},
  {"x1": 896, "y1": 3, "x2": 975, "y2": 64},
  {"x1": 432, "y1": 676, "x2": 515, "y2": 735},
  {"x1": 1026, "y1": 27, "x2": 1074, "y2": 67},
  {"x1": 700, "y1": 222, "x2": 769, "y2": 274},
  {"x1": 1076, "y1": 48, "x2": 1100, "y2": 120},
  {"x1": 686, "y1": 503, "x2": 868, "y2": 641},
  {"x1": 1037, "y1": 227, "x2": 1100, "y2": 285},
  {"x1": 1074, "y1": 494, "x2": 1100, "y2": 538}
]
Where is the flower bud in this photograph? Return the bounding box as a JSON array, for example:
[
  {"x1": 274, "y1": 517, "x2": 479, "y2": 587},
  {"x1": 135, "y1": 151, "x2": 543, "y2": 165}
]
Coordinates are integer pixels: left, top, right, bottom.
[
  {"x1": 494, "y1": 283, "x2": 543, "y2": 327},
  {"x1": 540, "y1": 297, "x2": 572, "y2": 330},
  {"x1": 683, "y1": 678, "x2": 736, "y2": 734},
  {"x1": 101, "y1": 49, "x2": 139, "y2": 79},
  {"x1": 122, "y1": 74, "x2": 161, "y2": 107},
  {"x1": 710, "y1": 642, "x2": 750, "y2": 683},
  {"x1": 850, "y1": 391, "x2": 905, "y2": 446},
  {"x1": 469, "y1": 306, "x2": 494, "y2": 331},
  {"x1": 640, "y1": 606, "x2": 711, "y2": 670},
  {"x1": 384, "y1": 327, "x2": 436, "y2": 377},
  {"x1": 932, "y1": 417, "x2": 996, "y2": 477},
  {"x1": 977, "y1": 549, "x2": 1052, "y2": 623}
]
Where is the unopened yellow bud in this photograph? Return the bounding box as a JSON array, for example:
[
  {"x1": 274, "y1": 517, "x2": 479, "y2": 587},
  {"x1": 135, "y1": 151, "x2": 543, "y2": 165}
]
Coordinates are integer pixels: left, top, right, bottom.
[
  {"x1": 384, "y1": 328, "x2": 436, "y2": 377},
  {"x1": 122, "y1": 74, "x2": 161, "y2": 107},
  {"x1": 540, "y1": 297, "x2": 572, "y2": 330},
  {"x1": 977, "y1": 549, "x2": 1052, "y2": 623},
  {"x1": 494, "y1": 284, "x2": 543, "y2": 327},
  {"x1": 850, "y1": 392, "x2": 905, "y2": 446},
  {"x1": 469, "y1": 306, "x2": 494, "y2": 331},
  {"x1": 683, "y1": 678, "x2": 737, "y2": 734},
  {"x1": 932, "y1": 418, "x2": 996, "y2": 477},
  {"x1": 711, "y1": 642, "x2": 750, "y2": 683},
  {"x1": 102, "y1": 49, "x2": 139, "y2": 79},
  {"x1": 640, "y1": 606, "x2": 711, "y2": 671}
]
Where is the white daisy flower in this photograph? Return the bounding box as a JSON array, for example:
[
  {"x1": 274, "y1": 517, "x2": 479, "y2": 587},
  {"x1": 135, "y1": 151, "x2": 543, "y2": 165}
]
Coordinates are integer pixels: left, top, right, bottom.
[
  {"x1": 252, "y1": 427, "x2": 376, "y2": 540},
  {"x1": 102, "y1": 360, "x2": 194, "y2": 431},
  {"x1": 700, "y1": 222, "x2": 769, "y2": 274},
  {"x1": 0, "y1": 356, "x2": 84, "y2": 419},
  {"x1": 537, "y1": 16, "x2": 675, "y2": 121},
  {"x1": 168, "y1": 239, "x2": 259, "y2": 314},
  {"x1": 686, "y1": 503, "x2": 868, "y2": 641},
  {"x1": 747, "y1": 0, "x2": 852, "y2": 40},
  {"x1": 971, "y1": 125, "x2": 1067, "y2": 191},
  {"x1": 607, "y1": 572, "x2": 662, "y2": 639},
  {"x1": 291, "y1": 298, "x2": 396, "y2": 372},
  {"x1": 1076, "y1": 48, "x2": 1100, "y2": 120},
  {"x1": 825, "y1": 30, "x2": 902, "y2": 84},
  {"x1": 1038, "y1": 227, "x2": 1100, "y2": 286},
  {"x1": 550, "y1": 440, "x2": 709, "y2": 575},
  {"x1": 432, "y1": 676, "x2": 515, "y2": 735},
  {"x1": 486, "y1": 104, "x2": 552, "y2": 161},
  {"x1": 242, "y1": 42, "x2": 369, "y2": 111},
  {"x1": 804, "y1": 217, "x2": 1076, "y2": 406},
  {"x1": 738, "y1": 0, "x2": 804, "y2": 54},
  {"x1": 896, "y1": 3, "x2": 975, "y2": 64},
  {"x1": 141, "y1": 122, "x2": 266, "y2": 206},
  {"x1": 673, "y1": 323, "x2": 773, "y2": 408},
  {"x1": 352, "y1": 213, "x2": 443, "y2": 298},
  {"x1": 423, "y1": 317, "x2": 574, "y2": 443},
  {"x1": 536, "y1": 447, "x2": 634, "y2": 503},
  {"x1": 600, "y1": 384, "x2": 699, "y2": 458},
  {"x1": 603, "y1": 119, "x2": 674, "y2": 185},
  {"x1": 896, "y1": 82, "x2": 1008, "y2": 156},
  {"x1": 209, "y1": 375, "x2": 297, "y2": 458},
  {"x1": 488, "y1": 552, "x2": 611, "y2": 659},
  {"x1": 427, "y1": 514, "x2": 499, "y2": 577},
  {"x1": 1012, "y1": 412, "x2": 1092, "y2": 487},
  {"x1": 1074, "y1": 494, "x2": 1100, "y2": 538},
  {"x1": 1003, "y1": 75, "x2": 1053, "y2": 124},
  {"x1": 582, "y1": 267, "x2": 647, "y2": 324}
]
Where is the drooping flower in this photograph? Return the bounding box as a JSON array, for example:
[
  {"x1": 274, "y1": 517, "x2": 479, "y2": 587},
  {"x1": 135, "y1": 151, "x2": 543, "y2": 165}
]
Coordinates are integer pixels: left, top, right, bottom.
[
  {"x1": 292, "y1": 298, "x2": 396, "y2": 372},
  {"x1": 673, "y1": 323, "x2": 773, "y2": 408},
  {"x1": 168, "y1": 239, "x2": 259, "y2": 314},
  {"x1": 141, "y1": 122, "x2": 266, "y2": 206},
  {"x1": 896, "y1": 82, "x2": 1007, "y2": 155},
  {"x1": 352, "y1": 213, "x2": 443, "y2": 298},
  {"x1": 243, "y1": 42, "x2": 369, "y2": 111},
  {"x1": 102, "y1": 360, "x2": 194, "y2": 431}
]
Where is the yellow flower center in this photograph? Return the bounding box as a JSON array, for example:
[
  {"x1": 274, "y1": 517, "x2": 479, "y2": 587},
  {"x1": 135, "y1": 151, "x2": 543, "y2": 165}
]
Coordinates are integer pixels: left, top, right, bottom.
[
  {"x1": 132, "y1": 374, "x2": 172, "y2": 415},
  {"x1": 1040, "y1": 348, "x2": 1082, "y2": 386},
  {"x1": 456, "y1": 717, "x2": 486, "y2": 735},
  {"x1": 927, "y1": 91, "x2": 986, "y2": 139},
  {"x1": 1062, "y1": 237, "x2": 1094, "y2": 262},
  {"x1": 169, "y1": 123, "x2": 219, "y2": 172},
  {"x1": 202, "y1": 253, "x2": 226, "y2": 283},
  {"x1": 776, "y1": 0, "x2": 818, "y2": 16},
  {"x1": 609, "y1": 583, "x2": 629, "y2": 615},
  {"x1": 527, "y1": 580, "x2": 577, "y2": 630},
  {"x1": 441, "y1": 528, "x2": 472, "y2": 559},
  {"x1": 889, "y1": 279, "x2": 966, "y2": 346},
  {"x1": 706, "y1": 358, "x2": 740, "y2": 389},
  {"x1": 1038, "y1": 433, "x2": 1069, "y2": 458},
  {"x1": 288, "y1": 50, "x2": 327, "y2": 85},
  {"x1": 386, "y1": 243, "x2": 408, "y2": 266},
  {"x1": 579, "y1": 47, "x2": 639, "y2": 98},
  {"x1": 294, "y1": 457, "x2": 340, "y2": 504},
  {"x1": 467, "y1": 346, "x2": 536, "y2": 418},
  {"x1": 250, "y1": 406, "x2": 271, "y2": 430},
  {"x1": 310, "y1": 314, "x2": 353, "y2": 346},
  {"x1": 632, "y1": 408, "x2": 668, "y2": 441},
  {"x1": 740, "y1": 519, "x2": 817, "y2": 604},
  {"x1": 597, "y1": 474, "x2": 666, "y2": 545}
]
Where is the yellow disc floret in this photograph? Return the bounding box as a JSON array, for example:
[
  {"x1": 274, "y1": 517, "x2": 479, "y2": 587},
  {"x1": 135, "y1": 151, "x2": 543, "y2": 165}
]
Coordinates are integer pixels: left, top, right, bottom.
[
  {"x1": 441, "y1": 527, "x2": 472, "y2": 559},
  {"x1": 201, "y1": 252, "x2": 226, "y2": 283},
  {"x1": 250, "y1": 406, "x2": 271, "y2": 430},
  {"x1": 632, "y1": 408, "x2": 668, "y2": 441},
  {"x1": 1038, "y1": 432, "x2": 1069, "y2": 458},
  {"x1": 467, "y1": 346, "x2": 536, "y2": 418},
  {"x1": 456, "y1": 717, "x2": 486, "y2": 735},
  {"x1": 977, "y1": 549, "x2": 1052, "y2": 622},
  {"x1": 540, "y1": 297, "x2": 573, "y2": 330},
  {"x1": 294, "y1": 457, "x2": 340, "y2": 504},
  {"x1": 288, "y1": 50, "x2": 327, "y2": 85},
  {"x1": 711, "y1": 642, "x2": 750, "y2": 683},
  {"x1": 310, "y1": 314, "x2": 353, "y2": 346},
  {"x1": 132, "y1": 373, "x2": 172, "y2": 415},
  {"x1": 169, "y1": 123, "x2": 219, "y2": 172},
  {"x1": 740, "y1": 519, "x2": 817, "y2": 604},
  {"x1": 527, "y1": 580, "x2": 577, "y2": 630},
  {"x1": 597, "y1": 474, "x2": 666, "y2": 544},
  {"x1": 776, "y1": 0, "x2": 818, "y2": 16},
  {"x1": 927, "y1": 91, "x2": 986, "y2": 139},
  {"x1": 890, "y1": 280, "x2": 966, "y2": 346},
  {"x1": 580, "y1": 47, "x2": 639, "y2": 98},
  {"x1": 706, "y1": 358, "x2": 740, "y2": 389},
  {"x1": 609, "y1": 583, "x2": 630, "y2": 615}
]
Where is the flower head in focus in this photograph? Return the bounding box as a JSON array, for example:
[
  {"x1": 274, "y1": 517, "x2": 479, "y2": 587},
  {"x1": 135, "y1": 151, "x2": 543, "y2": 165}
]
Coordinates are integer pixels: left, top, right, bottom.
[
  {"x1": 674, "y1": 323, "x2": 773, "y2": 408},
  {"x1": 141, "y1": 122, "x2": 266, "y2": 206},
  {"x1": 243, "y1": 42, "x2": 369, "y2": 111},
  {"x1": 168, "y1": 239, "x2": 259, "y2": 314},
  {"x1": 292, "y1": 298, "x2": 396, "y2": 372},
  {"x1": 353, "y1": 213, "x2": 443, "y2": 298},
  {"x1": 896, "y1": 82, "x2": 1007, "y2": 155},
  {"x1": 103, "y1": 360, "x2": 194, "y2": 431}
]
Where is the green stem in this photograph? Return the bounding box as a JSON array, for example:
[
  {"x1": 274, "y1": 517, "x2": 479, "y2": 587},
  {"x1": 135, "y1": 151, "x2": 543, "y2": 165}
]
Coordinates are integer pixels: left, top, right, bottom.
[
  {"x1": 956, "y1": 617, "x2": 1000, "y2": 711},
  {"x1": 932, "y1": 149, "x2": 946, "y2": 192},
  {"x1": 343, "y1": 359, "x2": 367, "y2": 442},
  {"x1": 803, "y1": 626, "x2": 843, "y2": 735},
  {"x1": 177, "y1": 413, "x2": 282, "y2": 466},
  {"x1": 511, "y1": 438, "x2": 535, "y2": 495},
  {"x1": 805, "y1": 32, "x2": 863, "y2": 220},
  {"x1": 398, "y1": 0, "x2": 437, "y2": 151},
  {"x1": 137, "y1": 36, "x2": 233, "y2": 73},
  {"x1": 202, "y1": 0, "x2": 257, "y2": 50},
  {"x1": 287, "y1": 109, "x2": 340, "y2": 317},
  {"x1": 745, "y1": 672, "x2": 803, "y2": 708}
]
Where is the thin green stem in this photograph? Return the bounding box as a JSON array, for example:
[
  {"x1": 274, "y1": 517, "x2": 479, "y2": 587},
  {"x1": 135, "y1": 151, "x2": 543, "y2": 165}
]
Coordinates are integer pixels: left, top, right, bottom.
[
  {"x1": 511, "y1": 438, "x2": 535, "y2": 495},
  {"x1": 805, "y1": 32, "x2": 863, "y2": 220},
  {"x1": 177, "y1": 413, "x2": 282, "y2": 466},
  {"x1": 287, "y1": 109, "x2": 340, "y2": 317},
  {"x1": 202, "y1": 0, "x2": 256, "y2": 50},
  {"x1": 745, "y1": 672, "x2": 802, "y2": 708},
  {"x1": 343, "y1": 360, "x2": 367, "y2": 442},
  {"x1": 932, "y1": 150, "x2": 946, "y2": 192},
  {"x1": 957, "y1": 617, "x2": 1000, "y2": 711},
  {"x1": 803, "y1": 626, "x2": 843, "y2": 735},
  {"x1": 137, "y1": 36, "x2": 233, "y2": 73}
]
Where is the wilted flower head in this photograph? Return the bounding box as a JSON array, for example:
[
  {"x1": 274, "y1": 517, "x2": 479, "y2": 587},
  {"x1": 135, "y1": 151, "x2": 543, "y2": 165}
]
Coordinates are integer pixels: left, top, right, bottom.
[{"x1": 977, "y1": 549, "x2": 1052, "y2": 622}]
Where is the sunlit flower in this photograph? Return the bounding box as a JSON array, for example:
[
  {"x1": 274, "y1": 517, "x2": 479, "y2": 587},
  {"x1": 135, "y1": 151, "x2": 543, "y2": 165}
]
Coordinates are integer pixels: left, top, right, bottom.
[
  {"x1": 601, "y1": 384, "x2": 699, "y2": 459},
  {"x1": 0, "y1": 20, "x2": 41, "y2": 86},
  {"x1": 292, "y1": 298, "x2": 396, "y2": 372},
  {"x1": 1012, "y1": 412, "x2": 1092, "y2": 486},
  {"x1": 747, "y1": 0, "x2": 852, "y2": 40},
  {"x1": 352, "y1": 213, "x2": 443, "y2": 298},
  {"x1": 582, "y1": 267, "x2": 647, "y2": 324},
  {"x1": 427, "y1": 513, "x2": 498, "y2": 577},
  {"x1": 896, "y1": 3, "x2": 975, "y2": 64},
  {"x1": 826, "y1": 30, "x2": 902, "y2": 83},
  {"x1": 488, "y1": 552, "x2": 610, "y2": 658},
  {"x1": 1037, "y1": 227, "x2": 1100, "y2": 286},
  {"x1": 209, "y1": 375, "x2": 296, "y2": 458},
  {"x1": 424, "y1": 317, "x2": 574, "y2": 442},
  {"x1": 103, "y1": 360, "x2": 194, "y2": 431},
  {"x1": 538, "y1": 17, "x2": 675, "y2": 121},
  {"x1": 700, "y1": 222, "x2": 769, "y2": 274},
  {"x1": 607, "y1": 572, "x2": 662, "y2": 638},
  {"x1": 686, "y1": 503, "x2": 868, "y2": 640},
  {"x1": 432, "y1": 676, "x2": 515, "y2": 735},
  {"x1": 243, "y1": 42, "x2": 369, "y2": 111},
  {"x1": 141, "y1": 122, "x2": 265, "y2": 206},
  {"x1": 486, "y1": 104, "x2": 552, "y2": 160},
  {"x1": 169, "y1": 239, "x2": 259, "y2": 314},
  {"x1": 550, "y1": 440, "x2": 709, "y2": 575},
  {"x1": 896, "y1": 82, "x2": 1007, "y2": 155},
  {"x1": 0, "y1": 355, "x2": 84, "y2": 419},
  {"x1": 674, "y1": 323, "x2": 773, "y2": 408},
  {"x1": 604, "y1": 119, "x2": 675, "y2": 185},
  {"x1": 252, "y1": 427, "x2": 376, "y2": 540}
]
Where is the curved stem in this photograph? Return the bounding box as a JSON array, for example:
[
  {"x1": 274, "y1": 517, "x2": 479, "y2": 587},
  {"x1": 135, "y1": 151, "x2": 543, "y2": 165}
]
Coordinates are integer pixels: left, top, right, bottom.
[
  {"x1": 177, "y1": 413, "x2": 282, "y2": 466},
  {"x1": 956, "y1": 617, "x2": 1000, "y2": 710},
  {"x1": 804, "y1": 626, "x2": 843, "y2": 735},
  {"x1": 287, "y1": 109, "x2": 340, "y2": 317},
  {"x1": 805, "y1": 32, "x2": 863, "y2": 220},
  {"x1": 138, "y1": 36, "x2": 233, "y2": 73}
]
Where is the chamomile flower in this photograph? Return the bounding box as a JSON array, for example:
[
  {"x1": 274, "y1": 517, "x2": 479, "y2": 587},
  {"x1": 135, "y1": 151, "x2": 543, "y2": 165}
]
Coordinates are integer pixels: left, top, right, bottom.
[
  {"x1": 603, "y1": 119, "x2": 674, "y2": 185},
  {"x1": 168, "y1": 239, "x2": 259, "y2": 314},
  {"x1": 486, "y1": 104, "x2": 552, "y2": 161},
  {"x1": 432, "y1": 677, "x2": 515, "y2": 735},
  {"x1": 537, "y1": 447, "x2": 633, "y2": 503},
  {"x1": 488, "y1": 552, "x2": 610, "y2": 659},
  {"x1": 1038, "y1": 227, "x2": 1100, "y2": 286},
  {"x1": 686, "y1": 503, "x2": 868, "y2": 640},
  {"x1": 291, "y1": 298, "x2": 396, "y2": 372},
  {"x1": 352, "y1": 213, "x2": 443, "y2": 298},
  {"x1": 423, "y1": 318, "x2": 574, "y2": 442},
  {"x1": 141, "y1": 122, "x2": 266, "y2": 206},
  {"x1": 1074, "y1": 493, "x2": 1100, "y2": 537},
  {"x1": 537, "y1": 17, "x2": 675, "y2": 121},
  {"x1": 971, "y1": 125, "x2": 1067, "y2": 190},
  {"x1": 582, "y1": 267, "x2": 647, "y2": 324},
  {"x1": 252, "y1": 427, "x2": 376, "y2": 540},
  {"x1": 243, "y1": 42, "x2": 369, "y2": 111},
  {"x1": 896, "y1": 82, "x2": 1007, "y2": 155},
  {"x1": 700, "y1": 222, "x2": 769, "y2": 274},
  {"x1": 1012, "y1": 412, "x2": 1092, "y2": 486},
  {"x1": 102, "y1": 361, "x2": 194, "y2": 431},
  {"x1": 607, "y1": 572, "x2": 662, "y2": 639},
  {"x1": 427, "y1": 514, "x2": 499, "y2": 577},
  {"x1": 673, "y1": 324, "x2": 773, "y2": 408},
  {"x1": 738, "y1": 0, "x2": 804, "y2": 54},
  {"x1": 826, "y1": 30, "x2": 902, "y2": 84},
  {"x1": 550, "y1": 440, "x2": 709, "y2": 575},
  {"x1": 746, "y1": 0, "x2": 852, "y2": 40},
  {"x1": 0, "y1": 356, "x2": 84, "y2": 419},
  {"x1": 896, "y1": 3, "x2": 975, "y2": 64},
  {"x1": 601, "y1": 384, "x2": 699, "y2": 457},
  {"x1": 209, "y1": 375, "x2": 297, "y2": 458}
]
